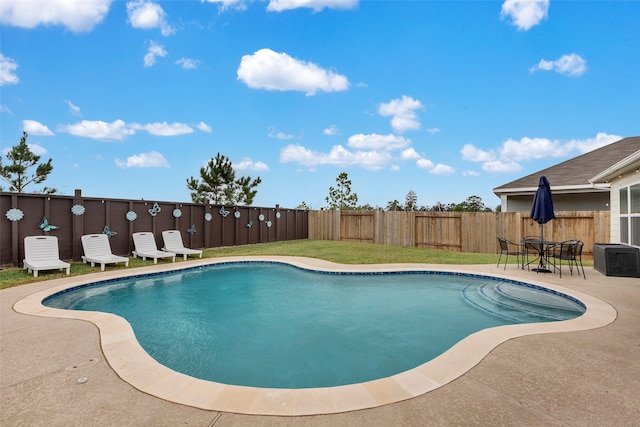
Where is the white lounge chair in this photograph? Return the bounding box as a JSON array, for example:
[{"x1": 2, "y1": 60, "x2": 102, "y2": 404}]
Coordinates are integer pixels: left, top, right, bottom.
[
  {"x1": 81, "y1": 234, "x2": 129, "y2": 271},
  {"x1": 161, "y1": 230, "x2": 203, "y2": 261},
  {"x1": 132, "y1": 232, "x2": 176, "y2": 264},
  {"x1": 23, "y1": 236, "x2": 70, "y2": 277}
]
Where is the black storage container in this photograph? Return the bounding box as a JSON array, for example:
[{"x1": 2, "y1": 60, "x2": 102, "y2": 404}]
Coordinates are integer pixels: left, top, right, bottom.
[{"x1": 593, "y1": 243, "x2": 640, "y2": 278}]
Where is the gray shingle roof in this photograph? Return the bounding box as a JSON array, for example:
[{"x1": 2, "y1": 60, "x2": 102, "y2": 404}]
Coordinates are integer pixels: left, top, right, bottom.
[{"x1": 494, "y1": 136, "x2": 640, "y2": 192}]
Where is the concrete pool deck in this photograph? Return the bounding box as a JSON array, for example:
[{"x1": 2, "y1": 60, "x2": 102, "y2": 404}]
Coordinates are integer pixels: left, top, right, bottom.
[{"x1": 1, "y1": 258, "x2": 639, "y2": 425}]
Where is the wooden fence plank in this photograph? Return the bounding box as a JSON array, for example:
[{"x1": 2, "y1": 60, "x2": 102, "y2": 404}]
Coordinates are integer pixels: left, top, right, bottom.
[{"x1": 307, "y1": 210, "x2": 611, "y2": 259}]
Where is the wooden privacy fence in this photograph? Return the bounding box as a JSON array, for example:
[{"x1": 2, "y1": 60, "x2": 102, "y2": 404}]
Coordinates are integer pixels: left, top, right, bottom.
[
  {"x1": 1, "y1": 190, "x2": 308, "y2": 266},
  {"x1": 309, "y1": 210, "x2": 610, "y2": 259}
]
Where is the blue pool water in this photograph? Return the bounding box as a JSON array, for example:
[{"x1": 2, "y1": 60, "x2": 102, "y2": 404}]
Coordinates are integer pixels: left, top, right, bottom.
[{"x1": 44, "y1": 262, "x2": 585, "y2": 388}]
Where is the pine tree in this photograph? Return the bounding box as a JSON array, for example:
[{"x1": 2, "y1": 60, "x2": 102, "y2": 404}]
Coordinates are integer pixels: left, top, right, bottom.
[
  {"x1": 0, "y1": 132, "x2": 56, "y2": 194},
  {"x1": 186, "y1": 152, "x2": 261, "y2": 205}
]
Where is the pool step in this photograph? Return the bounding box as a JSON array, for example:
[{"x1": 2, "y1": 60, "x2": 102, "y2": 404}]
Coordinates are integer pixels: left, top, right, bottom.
[{"x1": 461, "y1": 282, "x2": 584, "y2": 323}]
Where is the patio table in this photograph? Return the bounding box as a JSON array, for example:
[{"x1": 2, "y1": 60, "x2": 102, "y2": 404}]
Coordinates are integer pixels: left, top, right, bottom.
[{"x1": 523, "y1": 239, "x2": 558, "y2": 273}]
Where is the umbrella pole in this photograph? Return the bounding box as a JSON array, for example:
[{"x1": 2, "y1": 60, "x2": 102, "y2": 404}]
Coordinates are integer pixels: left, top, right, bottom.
[
  {"x1": 536, "y1": 223, "x2": 551, "y2": 273},
  {"x1": 540, "y1": 223, "x2": 544, "y2": 269}
]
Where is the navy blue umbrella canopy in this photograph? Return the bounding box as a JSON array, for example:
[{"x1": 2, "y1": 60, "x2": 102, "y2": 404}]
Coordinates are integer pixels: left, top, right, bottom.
[{"x1": 530, "y1": 176, "x2": 555, "y2": 225}]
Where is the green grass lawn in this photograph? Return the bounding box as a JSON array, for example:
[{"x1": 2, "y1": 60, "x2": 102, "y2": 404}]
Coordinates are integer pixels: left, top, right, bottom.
[{"x1": 0, "y1": 239, "x2": 529, "y2": 290}]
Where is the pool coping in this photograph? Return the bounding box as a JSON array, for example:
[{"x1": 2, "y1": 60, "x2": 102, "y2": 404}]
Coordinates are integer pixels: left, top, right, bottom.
[{"x1": 12, "y1": 256, "x2": 618, "y2": 416}]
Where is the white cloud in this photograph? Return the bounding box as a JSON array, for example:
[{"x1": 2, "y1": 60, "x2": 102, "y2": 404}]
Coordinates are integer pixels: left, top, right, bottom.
[
  {"x1": 426, "y1": 127, "x2": 440, "y2": 134},
  {"x1": 279, "y1": 143, "x2": 391, "y2": 170},
  {"x1": 416, "y1": 158, "x2": 435, "y2": 170},
  {"x1": 175, "y1": 58, "x2": 201, "y2": 69},
  {"x1": 27, "y1": 144, "x2": 47, "y2": 156},
  {"x1": 564, "y1": 132, "x2": 623, "y2": 154},
  {"x1": 0, "y1": 53, "x2": 19, "y2": 86},
  {"x1": 482, "y1": 160, "x2": 523, "y2": 173},
  {"x1": 500, "y1": 0, "x2": 549, "y2": 31},
  {"x1": 65, "y1": 100, "x2": 81, "y2": 116},
  {"x1": 467, "y1": 132, "x2": 622, "y2": 174},
  {"x1": 460, "y1": 144, "x2": 495, "y2": 162},
  {"x1": 127, "y1": 0, "x2": 175, "y2": 36},
  {"x1": 202, "y1": 0, "x2": 247, "y2": 12},
  {"x1": 324, "y1": 124, "x2": 340, "y2": 136},
  {"x1": 115, "y1": 151, "x2": 170, "y2": 168},
  {"x1": 267, "y1": 0, "x2": 359, "y2": 12},
  {"x1": 400, "y1": 147, "x2": 422, "y2": 161},
  {"x1": 129, "y1": 121, "x2": 194, "y2": 136},
  {"x1": 0, "y1": 104, "x2": 12, "y2": 115},
  {"x1": 463, "y1": 170, "x2": 480, "y2": 177},
  {"x1": 59, "y1": 119, "x2": 134, "y2": 141},
  {"x1": 234, "y1": 158, "x2": 269, "y2": 172},
  {"x1": 22, "y1": 120, "x2": 54, "y2": 136},
  {"x1": 430, "y1": 164, "x2": 456, "y2": 175},
  {"x1": 499, "y1": 136, "x2": 569, "y2": 161},
  {"x1": 268, "y1": 127, "x2": 294, "y2": 140},
  {"x1": 144, "y1": 41, "x2": 167, "y2": 67},
  {"x1": 59, "y1": 119, "x2": 206, "y2": 140},
  {"x1": 530, "y1": 53, "x2": 587, "y2": 77},
  {"x1": 196, "y1": 121, "x2": 212, "y2": 132},
  {"x1": 347, "y1": 133, "x2": 411, "y2": 151},
  {"x1": 378, "y1": 95, "x2": 424, "y2": 133},
  {"x1": 0, "y1": 0, "x2": 111, "y2": 32},
  {"x1": 237, "y1": 48, "x2": 349, "y2": 96}
]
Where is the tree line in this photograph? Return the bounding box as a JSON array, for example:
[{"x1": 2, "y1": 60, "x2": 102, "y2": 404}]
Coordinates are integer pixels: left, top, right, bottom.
[
  {"x1": 2, "y1": 134, "x2": 495, "y2": 212},
  {"x1": 298, "y1": 171, "x2": 496, "y2": 212}
]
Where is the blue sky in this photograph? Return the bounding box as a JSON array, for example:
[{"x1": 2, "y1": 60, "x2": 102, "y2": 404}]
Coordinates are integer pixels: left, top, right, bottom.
[{"x1": 1, "y1": 0, "x2": 638, "y2": 210}]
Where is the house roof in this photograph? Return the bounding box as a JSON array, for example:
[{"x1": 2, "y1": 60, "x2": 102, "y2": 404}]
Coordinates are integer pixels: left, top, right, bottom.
[{"x1": 493, "y1": 136, "x2": 640, "y2": 195}]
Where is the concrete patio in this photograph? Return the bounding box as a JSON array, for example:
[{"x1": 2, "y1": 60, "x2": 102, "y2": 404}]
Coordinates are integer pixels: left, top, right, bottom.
[{"x1": 1, "y1": 261, "x2": 639, "y2": 426}]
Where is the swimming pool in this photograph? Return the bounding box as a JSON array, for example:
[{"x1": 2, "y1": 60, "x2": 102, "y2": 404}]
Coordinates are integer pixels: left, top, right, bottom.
[
  {"x1": 43, "y1": 261, "x2": 584, "y2": 389},
  {"x1": 15, "y1": 257, "x2": 616, "y2": 415}
]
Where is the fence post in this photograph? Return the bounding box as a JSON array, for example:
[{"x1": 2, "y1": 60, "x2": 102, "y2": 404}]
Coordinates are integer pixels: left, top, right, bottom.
[
  {"x1": 11, "y1": 193, "x2": 19, "y2": 265},
  {"x1": 72, "y1": 189, "x2": 83, "y2": 261}
]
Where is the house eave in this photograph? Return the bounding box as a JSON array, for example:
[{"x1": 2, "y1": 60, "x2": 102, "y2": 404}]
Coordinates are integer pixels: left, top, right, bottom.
[
  {"x1": 494, "y1": 184, "x2": 610, "y2": 197},
  {"x1": 589, "y1": 151, "x2": 640, "y2": 184}
]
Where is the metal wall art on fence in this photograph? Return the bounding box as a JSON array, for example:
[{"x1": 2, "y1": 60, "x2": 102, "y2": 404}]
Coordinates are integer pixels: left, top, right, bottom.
[
  {"x1": 103, "y1": 226, "x2": 117, "y2": 238},
  {"x1": 1, "y1": 189, "x2": 308, "y2": 266},
  {"x1": 71, "y1": 205, "x2": 85, "y2": 215},
  {"x1": 6, "y1": 208, "x2": 24, "y2": 221},
  {"x1": 148, "y1": 203, "x2": 161, "y2": 216},
  {"x1": 39, "y1": 217, "x2": 58, "y2": 232}
]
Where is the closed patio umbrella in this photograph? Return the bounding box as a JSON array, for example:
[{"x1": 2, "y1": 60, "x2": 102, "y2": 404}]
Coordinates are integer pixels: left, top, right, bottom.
[{"x1": 530, "y1": 176, "x2": 555, "y2": 272}]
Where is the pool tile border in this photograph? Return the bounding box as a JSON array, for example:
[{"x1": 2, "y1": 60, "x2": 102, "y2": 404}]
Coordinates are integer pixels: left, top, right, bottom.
[{"x1": 13, "y1": 256, "x2": 617, "y2": 416}]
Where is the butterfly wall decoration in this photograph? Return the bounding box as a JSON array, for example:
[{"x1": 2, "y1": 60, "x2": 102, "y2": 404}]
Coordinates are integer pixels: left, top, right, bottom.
[
  {"x1": 219, "y1": 206, "x2": 230, "y2": 217},
  {"x1": 187, "y1": 224, "x2": 196, "y2": 234},
  {"x1": 103, "y1": 226, "x2": 117, "y2": 238},
  {"x1": 148, "y1": 202, "x2": 161, "y2": 216},
  {"x1": 39, "y1": 217, "x2": 59, "y2": 232}
]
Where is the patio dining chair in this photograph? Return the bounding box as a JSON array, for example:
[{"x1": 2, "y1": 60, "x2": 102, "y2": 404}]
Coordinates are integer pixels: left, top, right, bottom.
[
  {"x1": 522, "y1": 236, "x2": 544, "y2": 269},
  {"x1": 549, "y1": 240, "x2": 586, "y2": 279},
  {"x1": 497, "y1": 237, "x2": 527, "y2": 270}
]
